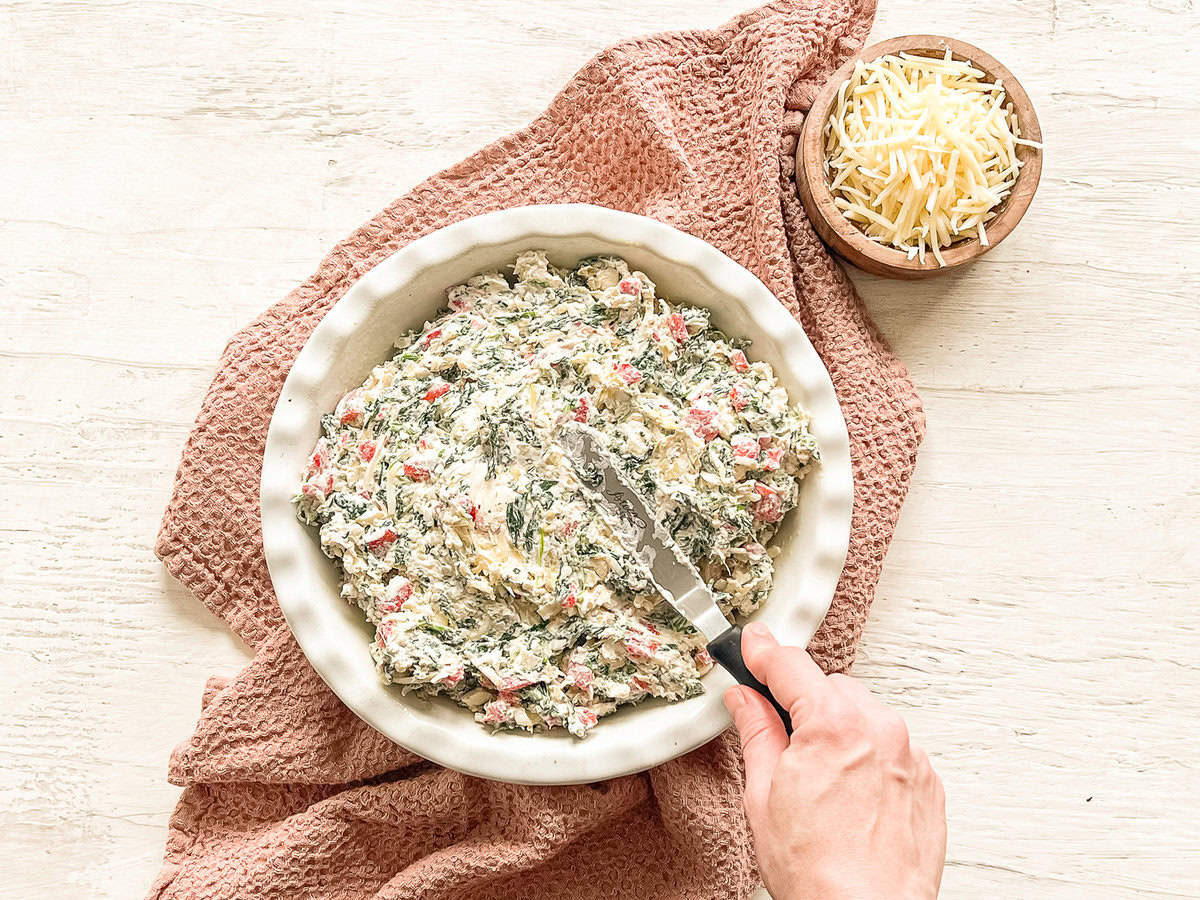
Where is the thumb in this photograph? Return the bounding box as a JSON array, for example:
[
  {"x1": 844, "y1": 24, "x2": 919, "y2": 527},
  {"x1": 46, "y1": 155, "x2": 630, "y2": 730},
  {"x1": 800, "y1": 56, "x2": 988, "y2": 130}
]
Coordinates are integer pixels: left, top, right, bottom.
[{"x1": 725, "y1": 685, "x2": 789, "y2": 814}]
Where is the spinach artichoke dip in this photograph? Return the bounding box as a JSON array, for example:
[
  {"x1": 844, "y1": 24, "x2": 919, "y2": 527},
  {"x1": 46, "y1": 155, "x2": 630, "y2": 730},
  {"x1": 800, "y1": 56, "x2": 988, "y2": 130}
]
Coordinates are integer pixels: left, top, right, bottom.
[{"x1": 295, "y1": 251, "x2": 818, "y2": 737}]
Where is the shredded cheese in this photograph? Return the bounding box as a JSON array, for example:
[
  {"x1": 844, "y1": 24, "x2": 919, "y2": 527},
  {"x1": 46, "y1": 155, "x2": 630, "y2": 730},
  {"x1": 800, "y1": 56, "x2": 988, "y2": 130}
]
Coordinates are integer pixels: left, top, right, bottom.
[{"x1": 823, "y1": 50, "x2": 1042, "y2": 265}]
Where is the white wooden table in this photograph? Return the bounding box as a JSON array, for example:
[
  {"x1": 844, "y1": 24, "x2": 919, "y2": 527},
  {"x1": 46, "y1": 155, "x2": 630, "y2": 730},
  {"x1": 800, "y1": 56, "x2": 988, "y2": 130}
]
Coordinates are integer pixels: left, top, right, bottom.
[{"x1": 3, "y1": 1, "x2": 1198, "y2": 896}]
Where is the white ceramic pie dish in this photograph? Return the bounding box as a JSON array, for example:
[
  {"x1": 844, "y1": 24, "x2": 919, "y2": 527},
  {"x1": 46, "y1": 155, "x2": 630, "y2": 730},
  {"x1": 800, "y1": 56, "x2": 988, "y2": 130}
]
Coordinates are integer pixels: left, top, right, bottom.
[{"x1": 260, "y1": 204, "x2": 853, "y2": 784}]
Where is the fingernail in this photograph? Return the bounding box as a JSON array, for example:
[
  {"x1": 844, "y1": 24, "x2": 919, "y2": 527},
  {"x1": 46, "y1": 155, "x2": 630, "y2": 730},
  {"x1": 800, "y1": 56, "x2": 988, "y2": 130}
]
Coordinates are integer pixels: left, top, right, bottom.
[
  {"x1": 745, "y1": 621, "x2": 770, "y2": 639},
  {"x1": 724, "y1": 687, "x2": 747, "y2": 711}
]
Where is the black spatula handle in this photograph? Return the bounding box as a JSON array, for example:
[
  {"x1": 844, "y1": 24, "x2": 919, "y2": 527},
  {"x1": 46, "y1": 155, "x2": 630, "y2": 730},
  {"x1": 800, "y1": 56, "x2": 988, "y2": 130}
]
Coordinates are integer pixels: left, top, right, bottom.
[{"x1": 707, "y1": 625, "x2": 794, "y2": 736}]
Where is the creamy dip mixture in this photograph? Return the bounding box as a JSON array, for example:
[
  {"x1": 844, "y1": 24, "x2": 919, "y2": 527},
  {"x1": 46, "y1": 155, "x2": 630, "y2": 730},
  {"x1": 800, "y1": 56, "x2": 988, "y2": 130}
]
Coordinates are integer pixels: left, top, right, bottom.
[{"x1": 295, "y1": 252, "x2": 818, "y2": 736}]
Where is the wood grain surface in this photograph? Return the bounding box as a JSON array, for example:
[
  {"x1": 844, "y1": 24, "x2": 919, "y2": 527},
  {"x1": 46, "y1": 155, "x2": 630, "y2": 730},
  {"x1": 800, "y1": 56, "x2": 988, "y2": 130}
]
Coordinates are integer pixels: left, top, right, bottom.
[{"x1": 2, "y1": 1, "x2": 1198, "y2": 897}]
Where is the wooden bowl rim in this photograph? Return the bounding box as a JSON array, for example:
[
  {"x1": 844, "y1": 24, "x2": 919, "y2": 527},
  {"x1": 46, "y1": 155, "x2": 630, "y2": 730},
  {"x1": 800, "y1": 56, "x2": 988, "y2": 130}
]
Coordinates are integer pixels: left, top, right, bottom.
[{"x1": 797, "y1": 34, "x2": 1043, "y2": 277}]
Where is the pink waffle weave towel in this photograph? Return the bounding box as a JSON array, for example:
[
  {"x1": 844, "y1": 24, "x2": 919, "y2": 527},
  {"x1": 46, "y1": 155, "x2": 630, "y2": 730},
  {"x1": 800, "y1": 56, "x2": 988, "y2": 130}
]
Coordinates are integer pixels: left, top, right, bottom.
[{"x1": 150, "y1": 2, "x2": 924, "y2": 897}]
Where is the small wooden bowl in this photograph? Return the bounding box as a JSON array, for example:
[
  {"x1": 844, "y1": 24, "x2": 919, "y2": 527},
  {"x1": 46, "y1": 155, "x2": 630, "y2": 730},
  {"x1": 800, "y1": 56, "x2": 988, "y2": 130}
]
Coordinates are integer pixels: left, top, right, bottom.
[{"x1": 796, "y1": 35, "x2": 1043, "y2": 279}]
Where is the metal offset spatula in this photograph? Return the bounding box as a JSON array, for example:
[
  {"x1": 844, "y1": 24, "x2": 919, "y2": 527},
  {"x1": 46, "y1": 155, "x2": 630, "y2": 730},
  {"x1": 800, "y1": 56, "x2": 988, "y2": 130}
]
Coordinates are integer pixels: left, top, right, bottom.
[{"x1": 562, "y1": 426, "x2": 793, "y2": 735}]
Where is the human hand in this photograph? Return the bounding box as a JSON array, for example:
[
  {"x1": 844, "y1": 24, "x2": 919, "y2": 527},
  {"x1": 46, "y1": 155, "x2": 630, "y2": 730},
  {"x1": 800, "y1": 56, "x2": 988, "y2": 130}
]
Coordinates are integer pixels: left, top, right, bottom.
[{"x1": 723, "y1": 622, "x2": 947, "y2": 900}]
